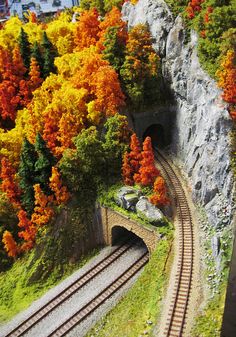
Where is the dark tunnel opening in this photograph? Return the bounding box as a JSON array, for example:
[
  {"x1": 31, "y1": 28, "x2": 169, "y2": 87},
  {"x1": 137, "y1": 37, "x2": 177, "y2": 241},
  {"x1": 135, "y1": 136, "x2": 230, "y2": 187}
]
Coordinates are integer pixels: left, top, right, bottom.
[
  {"x1": 143, "y1": 124, "x2": 165, "y2": 148},
  {"x1": 111, "y1": 226, "x2": 146, "y2": 249}
]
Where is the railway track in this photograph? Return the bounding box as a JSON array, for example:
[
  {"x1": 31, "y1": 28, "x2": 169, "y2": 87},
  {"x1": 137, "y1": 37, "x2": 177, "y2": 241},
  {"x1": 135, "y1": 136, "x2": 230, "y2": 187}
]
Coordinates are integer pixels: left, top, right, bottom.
[
  {"x1": 47, "y1": 251, "x2": 148, "y2": 337},
  {"x1": 4, "y1": 239, "x2": 143, "y2": 337},
  {"x1": 155, "y1": 149, "x2": 194, "y2": 337}
]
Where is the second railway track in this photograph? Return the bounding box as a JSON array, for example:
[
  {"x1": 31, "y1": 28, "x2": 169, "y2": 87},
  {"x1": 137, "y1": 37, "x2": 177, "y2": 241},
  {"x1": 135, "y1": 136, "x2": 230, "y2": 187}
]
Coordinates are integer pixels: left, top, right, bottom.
[
  {"x1": 155, "y1": 149, "x2": 194, "y2": 337},
  {"x1": 4, "y1": 239, "x2": 146, "y2": 337}
]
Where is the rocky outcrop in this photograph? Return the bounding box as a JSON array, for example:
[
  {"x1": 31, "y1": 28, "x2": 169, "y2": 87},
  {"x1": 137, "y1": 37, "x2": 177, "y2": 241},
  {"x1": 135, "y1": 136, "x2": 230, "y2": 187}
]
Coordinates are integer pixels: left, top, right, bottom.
[
  {"x1": 122, "y1": 0, "x2": 173, "y2": 57},
  {"x1": 115, "y1": 186, "x2": 141, "y2": 211},
  {"x1": 136, "y1": 196, "x2": 164, "y2": 224},
  {"x1": 122, "y1": 0, "x2": 234, "y2": 228}
]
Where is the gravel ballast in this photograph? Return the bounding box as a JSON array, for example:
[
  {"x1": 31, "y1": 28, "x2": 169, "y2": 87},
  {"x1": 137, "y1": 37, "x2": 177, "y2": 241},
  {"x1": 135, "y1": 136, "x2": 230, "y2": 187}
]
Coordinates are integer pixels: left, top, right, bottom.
[{"x1": 1, "y1": 242, "x2": 147, "y2": 337}]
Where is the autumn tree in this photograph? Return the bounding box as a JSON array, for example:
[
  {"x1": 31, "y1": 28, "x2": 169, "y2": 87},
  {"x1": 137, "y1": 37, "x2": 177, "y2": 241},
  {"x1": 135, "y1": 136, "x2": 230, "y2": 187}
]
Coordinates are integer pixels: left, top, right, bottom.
[
  {"x1": 122, "y1": 133, "x2": 142, "y2": 185},
  {"x1": 2, "y1": 230, "x2": 18, "y2": 257},
  {"x1": 122, "y1": 152, "x2": 133, "y2": 185},
  {"x1": 186, "y1": 0, "x2": 204, "y2": 19},
  {"x1": 120, "y1": 24, "x2": 160, "y2": 106},
  {"x1": 34, "y1": 133, "x2": 56, "y2": 195},
  {"x1": 0, "y1": 157, "x2": 21, "y2": 206},
  {"x1": 80, "y1": 0, "x2": 105, "y2": 15},
  {"x1": 74, "y1": 8, "x2": 100, "y2": 50},
  {"x1": 29, "y1": 57, "x2": 43, "y2": 92},
  {"x1": 49, "y1": 166, "x2": 70, "y2": 205},
  {"x1": 31, "y1": 184, "x2": 54, "y2": 228},
  {"x1": 18, "y1": 138, "x2": 38, "y2": 215},
  {"x1": 0, "y1": 49, "x2": 20, "y2": 123},
  {"x1": 216, "y1": 49, "x2": 236, "y2": 119},
  {"x1": 12, "y1": 46, "x2": 27, "y2": 78},
  {"x1": 0, "y1": 192, "x2": 19, "y2": 270},
  {"x1": 18, "y1": 28, "x2": 31, "y2": 70},
  {"x1": 149, "y1": 176, "x2": 169, "y2": 207},
  {"x1": 98, "y1": 6, "x2": 127, "y2": 52},
  {"x1": 134, "y1": 136, "x2": 159, "y2": 186},
  {"x1": 17, "y1": 209, "x2": 36, "y2": 250}
]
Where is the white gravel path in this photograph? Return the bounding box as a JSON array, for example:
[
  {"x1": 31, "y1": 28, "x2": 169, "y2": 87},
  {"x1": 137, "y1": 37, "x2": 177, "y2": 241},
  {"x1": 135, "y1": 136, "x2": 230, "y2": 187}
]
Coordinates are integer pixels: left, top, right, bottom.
[{"x1": 1, "y1": 242, "x2": 147, "y2": 337}]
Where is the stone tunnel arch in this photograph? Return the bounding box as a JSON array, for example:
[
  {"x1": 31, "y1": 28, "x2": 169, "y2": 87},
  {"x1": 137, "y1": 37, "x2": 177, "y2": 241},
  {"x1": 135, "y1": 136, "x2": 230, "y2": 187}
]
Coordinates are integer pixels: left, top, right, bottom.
[
  {"x1": 143, "y1": 124, "x2": 165, "y2": 148},
  {"x1": 111, "y1": 225, "x2": 146, "y2": 247},
  {"x1": 111, "y1": 224, "x2": 151, "y2": 254},
  {"x1": 100, "y1": 206, "x2": 158, "y2": 255}
]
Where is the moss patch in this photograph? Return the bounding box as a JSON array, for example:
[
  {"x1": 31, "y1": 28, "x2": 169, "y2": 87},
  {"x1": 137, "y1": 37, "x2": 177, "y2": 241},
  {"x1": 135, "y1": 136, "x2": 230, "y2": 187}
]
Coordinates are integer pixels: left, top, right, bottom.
[
  {"x1": 86, "y1": 235, "x2": 173, "y2": 337},
  {"x1": 192, "y1": 283, "x2": 227, "y2": 337}
]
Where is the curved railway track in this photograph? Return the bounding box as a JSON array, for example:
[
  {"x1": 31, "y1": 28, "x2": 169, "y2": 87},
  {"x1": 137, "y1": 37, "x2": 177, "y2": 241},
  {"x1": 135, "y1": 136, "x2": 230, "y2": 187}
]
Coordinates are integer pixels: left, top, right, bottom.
[
  {"x1": 4, "y1": 239, "x2": 146, "y2": 337},
  {"x1": 155, "y1": 149, "x2": 194, "y2": 337}
]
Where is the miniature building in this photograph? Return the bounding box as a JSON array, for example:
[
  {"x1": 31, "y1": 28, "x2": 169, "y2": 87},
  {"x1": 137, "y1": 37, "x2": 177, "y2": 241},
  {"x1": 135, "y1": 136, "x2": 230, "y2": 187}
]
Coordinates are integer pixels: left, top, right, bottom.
[{"x1": 2, "y1": 0, "x2": 78, "y2": 19}]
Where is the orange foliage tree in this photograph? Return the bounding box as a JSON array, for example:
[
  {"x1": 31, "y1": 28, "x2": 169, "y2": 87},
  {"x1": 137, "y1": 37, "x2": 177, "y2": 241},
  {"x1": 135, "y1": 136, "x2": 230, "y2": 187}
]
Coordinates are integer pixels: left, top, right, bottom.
[
  {"x1": 122, "y1": 151, "x2": 133, "y2": 185},
  {"x1": 98, "y1": 6, "x2": 127, "y2": 51},
  {"x1": 0, "y1": 157, "x2": 21, "y2": 206},
  {"x1": 74, "y1": 9, "x2": 100, "y2": 50},
  {"x1": 31, "y1": 184, "x2": 54, "y2": 227},
  {"x1": 216, "y1": 50, "x2": 236, "y2": 119},
  {"x1": 0, "y1": 46, "x2": 31, "y2": 123},
  {"x1": 149, "y1": 176, "x2": 169, "y2": 207},
  {"x1": 186, "y1": 0, "x2": 204, "y2": 19},
  {"x1": 17, "y1": 209, "x2": 36, "y2": 250},
  {"x1": 134, "y1": 137, "x2": 160, "y2": 186},
  {"x1": 2, "y1": 230, "x2": 18, "y2": 257},
  {"x1": 49, "y1": 166, "x2": 69, "y2": 205},
  {"x1": 29, "y1": 57, "x2": 43, "y2": 92},
  {"x1": 122, "y1": 133, "x2": 142, "y2": 185}
]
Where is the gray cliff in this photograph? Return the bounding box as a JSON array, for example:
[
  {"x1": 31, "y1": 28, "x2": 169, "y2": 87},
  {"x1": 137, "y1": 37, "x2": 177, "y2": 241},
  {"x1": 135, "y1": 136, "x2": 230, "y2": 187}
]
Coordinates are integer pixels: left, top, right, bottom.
[{"x1": 122, "y1": 0, "x2": 234, "y2": 229}]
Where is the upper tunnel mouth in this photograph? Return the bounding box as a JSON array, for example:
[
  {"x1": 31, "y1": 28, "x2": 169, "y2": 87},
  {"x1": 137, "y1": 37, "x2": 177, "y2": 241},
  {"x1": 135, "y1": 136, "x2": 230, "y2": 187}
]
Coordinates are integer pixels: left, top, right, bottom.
[{"x1": 143, "y1": 124, "x2": 166, "y2": 148}]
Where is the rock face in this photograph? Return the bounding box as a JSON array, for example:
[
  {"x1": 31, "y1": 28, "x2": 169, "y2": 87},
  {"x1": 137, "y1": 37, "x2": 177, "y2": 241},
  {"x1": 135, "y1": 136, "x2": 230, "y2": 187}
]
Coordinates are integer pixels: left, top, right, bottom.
[
  {"x1": 122, "y1": 0, "x2": 234, "y2": 228},
  {"x1": 136, "y1": 196, "x2": 164, "y2": 223},
  {"x1": 122, "y1": 0, "x2": 173, "y2": 57}
]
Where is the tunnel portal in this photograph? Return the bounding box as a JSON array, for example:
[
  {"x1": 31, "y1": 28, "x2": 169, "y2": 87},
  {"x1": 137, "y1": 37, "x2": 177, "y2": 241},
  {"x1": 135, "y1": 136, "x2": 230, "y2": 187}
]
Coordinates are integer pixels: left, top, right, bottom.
[
  {"x1": 111, "y1": 226, "x2": 146, "y2": 249},
  {"x1": 143, "y1": 124, "x2": 165, "y2": 148}
]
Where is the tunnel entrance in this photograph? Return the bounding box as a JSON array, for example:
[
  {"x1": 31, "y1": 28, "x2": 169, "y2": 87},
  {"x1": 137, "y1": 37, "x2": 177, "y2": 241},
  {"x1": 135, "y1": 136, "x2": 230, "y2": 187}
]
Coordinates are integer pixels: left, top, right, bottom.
[
  {"x1": 111, "y1": 226, "x2": 146, "y2": 249},
  {"x1": 143, "y1": 124, "x2": 165, "y2": 148}
]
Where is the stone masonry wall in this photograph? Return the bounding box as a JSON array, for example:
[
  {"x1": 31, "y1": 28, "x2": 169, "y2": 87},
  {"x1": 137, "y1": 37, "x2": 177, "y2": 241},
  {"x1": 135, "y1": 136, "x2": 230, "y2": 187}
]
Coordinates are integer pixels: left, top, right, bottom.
[{"x1": 100, "y1": 206, "x2": 159, "y2": 254}]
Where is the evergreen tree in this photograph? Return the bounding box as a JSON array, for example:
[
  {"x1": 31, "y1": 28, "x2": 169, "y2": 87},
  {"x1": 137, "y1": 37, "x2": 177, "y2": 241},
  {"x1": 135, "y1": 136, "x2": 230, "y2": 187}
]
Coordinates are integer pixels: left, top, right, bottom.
[
  {"x1": 35, "y1": 133, "x2": 56, "y2": 195},
  {"x1": 31, "y1": 42, "x2": 43, "y2": 76},
  {"x1": 41, "y1": 32, "x2": 57, "y2": 78},
  {"x1": 18, "y1": 28, "x2": 31, "y2": 70},
  {"x1": 18, "y1": 139, "x2": 38, "y2": 215}
]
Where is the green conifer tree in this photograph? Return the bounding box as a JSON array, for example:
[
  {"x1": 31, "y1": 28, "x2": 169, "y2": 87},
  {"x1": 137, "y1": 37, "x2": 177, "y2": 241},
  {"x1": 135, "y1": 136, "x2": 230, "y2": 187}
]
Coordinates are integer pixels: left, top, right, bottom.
[
  {"x1": 35, "y1": 133, "x2": 56, "y2": 195},
  {"x1": 18, "y1": 139, "x2": 38, "y2": 215},
  {"x1": 18, "y1": 28, "x2": 31, "y2": 70},
  {"x1": 41, "y1": 32, "x2": 57, "y2": 78}
]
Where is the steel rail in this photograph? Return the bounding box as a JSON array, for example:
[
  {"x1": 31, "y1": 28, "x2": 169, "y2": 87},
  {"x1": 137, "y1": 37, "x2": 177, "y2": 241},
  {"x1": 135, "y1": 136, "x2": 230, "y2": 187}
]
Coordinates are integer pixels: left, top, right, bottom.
[
  {"x1": 155, "y1": 149, "x2": 194, "y2": 337},
  {"x1": 47, "y1": 251, "x2": 149, "y2": 337},
  {"x1": 4, "y1": 239, "x2": 137, "y2": 337}
]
